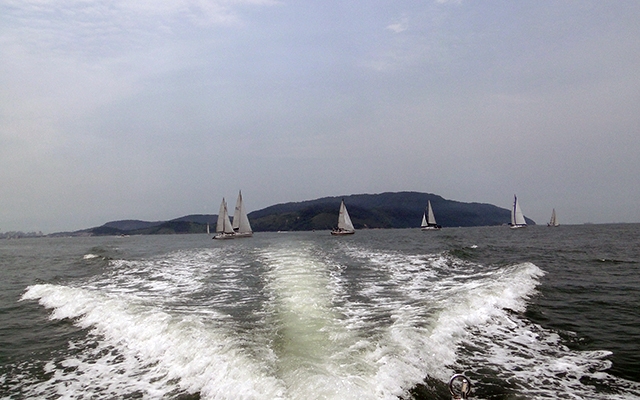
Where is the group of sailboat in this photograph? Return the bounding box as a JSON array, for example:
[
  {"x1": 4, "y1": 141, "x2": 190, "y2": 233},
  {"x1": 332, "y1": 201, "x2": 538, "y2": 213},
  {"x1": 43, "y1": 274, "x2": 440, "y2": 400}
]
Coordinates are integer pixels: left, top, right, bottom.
[
  {"x1": 331, "y1": 199, "x2": 442, "y2": 235},
  {"x1": 510, "y1": 195, "x2": 559, "y2": 228},
  {"x1": 213, "y1": 191, "x2": 253, "y2": 240},
  {"x1": 331, "y1": 196, "x2": 559, "y2": 234},
  {"x1": 212, "y1": 193, "x2": 557, "y2": 238}
]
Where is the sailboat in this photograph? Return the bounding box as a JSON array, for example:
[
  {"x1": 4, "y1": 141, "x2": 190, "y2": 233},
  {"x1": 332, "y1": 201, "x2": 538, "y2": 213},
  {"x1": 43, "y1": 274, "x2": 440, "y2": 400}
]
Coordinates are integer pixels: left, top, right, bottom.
[
  {"x1": 548, "y1": 208, "x2": 559, "y2": 227},
  {"x1": 331, "y1": 199, "x2": 355, "y2": 235},
  {"x1": 510, "y1": 195, "x2": 527, "y2": 229},
  {"x1": 213, "y1": 198, "x2": 236, "y2": 239},
  {"x1": 232, "y1": 190, "x2": 253, "y2": 238},
  {"x1": 213, "y1": 191, "x2": 253, "y2": 239},
  {"x1": 421, "y1": 200, "x2": 441, "y2": 230}
]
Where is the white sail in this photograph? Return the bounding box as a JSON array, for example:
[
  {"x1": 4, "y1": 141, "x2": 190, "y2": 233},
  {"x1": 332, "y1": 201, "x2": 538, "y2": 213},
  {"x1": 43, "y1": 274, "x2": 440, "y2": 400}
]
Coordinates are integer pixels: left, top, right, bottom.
[
  {"x1": 232, "y1": 190, "x2": 253, "y2": 236},
  {"x1": 216, "y1": 198, "x2": 226, "y2": 233},
  {"x1": 338, "y1": 200, "x2": 355, "y2": 231},
  {"x1": 421, "y1": 212, "x2": 428, "y2": 228},
  {"x1": 511, "y1": 195, "x2": 527, "y2": 228},
  {"x1": 332, "y1": 199, "x2": 355, "y2": 235},
  {"x1": 215, "y1": 198, "x2": 235, "y2": 236},
  {"x1": 548, "y1": 209, "x2": 558, "y2": 227},
  {"x1": 427, "y1": 201, "x2": 437, "y2": 225}
]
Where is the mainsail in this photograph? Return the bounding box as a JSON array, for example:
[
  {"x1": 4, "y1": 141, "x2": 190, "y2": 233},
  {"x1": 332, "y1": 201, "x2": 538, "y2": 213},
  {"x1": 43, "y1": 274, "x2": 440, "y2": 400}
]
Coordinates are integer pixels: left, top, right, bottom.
[
  {"x1": 548, "y1": 209, "x2": 558, "y2": 227},
  {"x1": 332, "y1": 199, "x2": 355, "y2": 235},
  {"x1": 232, "y1": 190, "x2": 253, "y2": 236},
  {"x1": 510, "y1": 195, "x2": 527, "y2": 228}
]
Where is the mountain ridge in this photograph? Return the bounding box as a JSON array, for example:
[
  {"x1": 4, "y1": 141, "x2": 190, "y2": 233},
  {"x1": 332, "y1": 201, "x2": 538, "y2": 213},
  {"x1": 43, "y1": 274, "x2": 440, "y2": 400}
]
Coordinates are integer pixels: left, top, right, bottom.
[{"x1": 53, "y1": 191, "x2": 535, "y2": 236}]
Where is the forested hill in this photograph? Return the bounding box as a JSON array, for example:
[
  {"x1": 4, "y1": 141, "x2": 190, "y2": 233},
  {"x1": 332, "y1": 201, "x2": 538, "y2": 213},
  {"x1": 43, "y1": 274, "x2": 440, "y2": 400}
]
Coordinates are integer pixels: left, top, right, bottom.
[
  {"x1": 248, "y1": 192, "x2": 534, "y2": 231},
  {"x1": 65, "y1": 191, "x2": 534, "y2": 236}
]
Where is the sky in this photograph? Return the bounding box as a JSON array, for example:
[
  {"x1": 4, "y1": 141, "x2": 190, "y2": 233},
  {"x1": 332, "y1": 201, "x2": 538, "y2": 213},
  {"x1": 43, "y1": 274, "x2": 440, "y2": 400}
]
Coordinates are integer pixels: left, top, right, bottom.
[{"x1": 1, "y1": 0, "x2": 640, "y2": 233}]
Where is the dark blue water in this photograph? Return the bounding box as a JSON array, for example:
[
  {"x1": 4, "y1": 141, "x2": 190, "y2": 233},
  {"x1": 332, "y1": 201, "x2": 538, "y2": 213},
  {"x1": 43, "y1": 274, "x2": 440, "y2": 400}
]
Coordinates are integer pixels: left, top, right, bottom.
[{"x1": 1, "y1": 225, "x2": 639, "y2": 399}]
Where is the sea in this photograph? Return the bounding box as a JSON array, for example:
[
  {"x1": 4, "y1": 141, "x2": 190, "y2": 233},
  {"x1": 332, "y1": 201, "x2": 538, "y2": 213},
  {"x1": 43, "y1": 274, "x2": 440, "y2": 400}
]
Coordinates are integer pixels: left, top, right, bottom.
[{"x1": 1, "y1": 224, "x2": 639, "y2": 399}]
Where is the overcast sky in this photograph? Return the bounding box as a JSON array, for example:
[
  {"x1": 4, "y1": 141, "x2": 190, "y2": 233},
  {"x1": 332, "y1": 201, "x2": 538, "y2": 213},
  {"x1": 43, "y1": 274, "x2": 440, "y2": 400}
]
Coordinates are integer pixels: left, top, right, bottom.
[{"x1": 2, "y1": 0, "x2": 639, "y2": 232}]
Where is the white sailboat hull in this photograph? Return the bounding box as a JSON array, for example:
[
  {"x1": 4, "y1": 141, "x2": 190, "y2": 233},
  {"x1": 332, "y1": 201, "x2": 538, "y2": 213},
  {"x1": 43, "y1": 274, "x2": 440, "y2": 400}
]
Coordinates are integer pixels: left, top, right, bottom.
[
  {"x1": 213, "y1": 232, "x2": 237, "y2": 240},
  {"x1": 213, "y1": 231, "x2": 254, "y2": 239},
  {"x1": 234, "y1": 231, "x2": 253, "y2": 238},
  {"x1": 331, "y1": 229, "x2": 355, "y2": 235}
]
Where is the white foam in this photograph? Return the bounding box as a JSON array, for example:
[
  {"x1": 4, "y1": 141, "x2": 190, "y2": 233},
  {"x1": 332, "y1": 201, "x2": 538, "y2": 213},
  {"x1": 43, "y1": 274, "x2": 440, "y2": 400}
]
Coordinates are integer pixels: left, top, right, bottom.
[
  {"x1": 339, "y1": 247, "x2": 546, "y2": 385},
  {"x1": 17, "y1": 241, "x2": 639, "y2": 399},
  {"x1": 21, "y1": 283, "x2": 286, "y2": 399},
  {"x1": 258, "y1": 242, "x2": 383, "y2": 399},
  {"x1": 458, "y1": 313, "x2": 640, "y2": 398}
]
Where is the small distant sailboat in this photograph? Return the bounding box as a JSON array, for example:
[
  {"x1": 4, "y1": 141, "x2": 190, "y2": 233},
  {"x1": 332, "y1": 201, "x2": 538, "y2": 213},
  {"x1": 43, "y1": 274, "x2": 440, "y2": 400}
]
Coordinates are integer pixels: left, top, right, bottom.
[
  {"x1": 548, "y1": 208, "x2": 559, "y2": 227},
  {"x1": 331, "y1": 199, "x2": 355, "y2": 235},
  {"x1": 213, "y1": 191, "x2": 253, "y2": 239},
  {"x1": 421, "y1": 200, "x2": 441, "y2": 230},
  {"x1": 510, "y1": 195, "x2": 527, "y2": 229}
]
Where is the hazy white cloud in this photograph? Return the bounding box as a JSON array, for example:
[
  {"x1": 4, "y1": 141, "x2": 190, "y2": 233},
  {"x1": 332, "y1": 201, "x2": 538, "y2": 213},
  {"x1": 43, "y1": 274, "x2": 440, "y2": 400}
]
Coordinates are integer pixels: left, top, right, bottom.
[{"x1": 386, "y1": 17, "x2": 408, "y2": 33}]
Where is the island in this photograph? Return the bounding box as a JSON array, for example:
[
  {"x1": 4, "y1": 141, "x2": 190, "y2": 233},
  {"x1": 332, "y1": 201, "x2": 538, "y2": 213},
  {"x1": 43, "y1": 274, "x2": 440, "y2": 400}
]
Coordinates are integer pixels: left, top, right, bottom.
[{"x1": 50, "y1": 191, "x2": 535, "y2": 236}]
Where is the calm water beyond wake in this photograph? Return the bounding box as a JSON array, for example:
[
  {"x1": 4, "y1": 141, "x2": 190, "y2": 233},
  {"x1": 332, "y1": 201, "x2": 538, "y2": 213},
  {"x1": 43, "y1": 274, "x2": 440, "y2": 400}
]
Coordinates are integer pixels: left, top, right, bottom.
[{"x1": 1, "y1": 224, "x2": 639, "y2": 399}]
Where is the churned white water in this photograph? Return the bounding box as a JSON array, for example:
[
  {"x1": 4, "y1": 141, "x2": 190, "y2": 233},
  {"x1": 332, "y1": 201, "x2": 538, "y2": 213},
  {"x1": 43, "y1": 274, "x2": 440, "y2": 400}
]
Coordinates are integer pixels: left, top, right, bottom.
[{"x1": 15, "y1": 233, "x2": 639, "y2": 399}]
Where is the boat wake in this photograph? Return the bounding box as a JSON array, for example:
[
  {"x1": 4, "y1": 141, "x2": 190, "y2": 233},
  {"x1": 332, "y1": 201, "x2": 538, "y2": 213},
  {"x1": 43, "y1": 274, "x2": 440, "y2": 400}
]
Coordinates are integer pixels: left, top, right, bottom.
[
  {"x1": 13, "y1": 240, "x2": 640, "y2": 399},
  {"x1": 455, "y1": 312, "x2": 640, "y2": 399}
]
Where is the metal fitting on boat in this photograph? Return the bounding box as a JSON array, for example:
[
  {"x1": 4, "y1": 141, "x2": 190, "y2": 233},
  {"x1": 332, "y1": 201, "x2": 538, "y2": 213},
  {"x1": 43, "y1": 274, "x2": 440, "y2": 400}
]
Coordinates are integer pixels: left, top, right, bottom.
[{"x1": 448, "y1": 374, "x2": 472, "y2": 399}]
